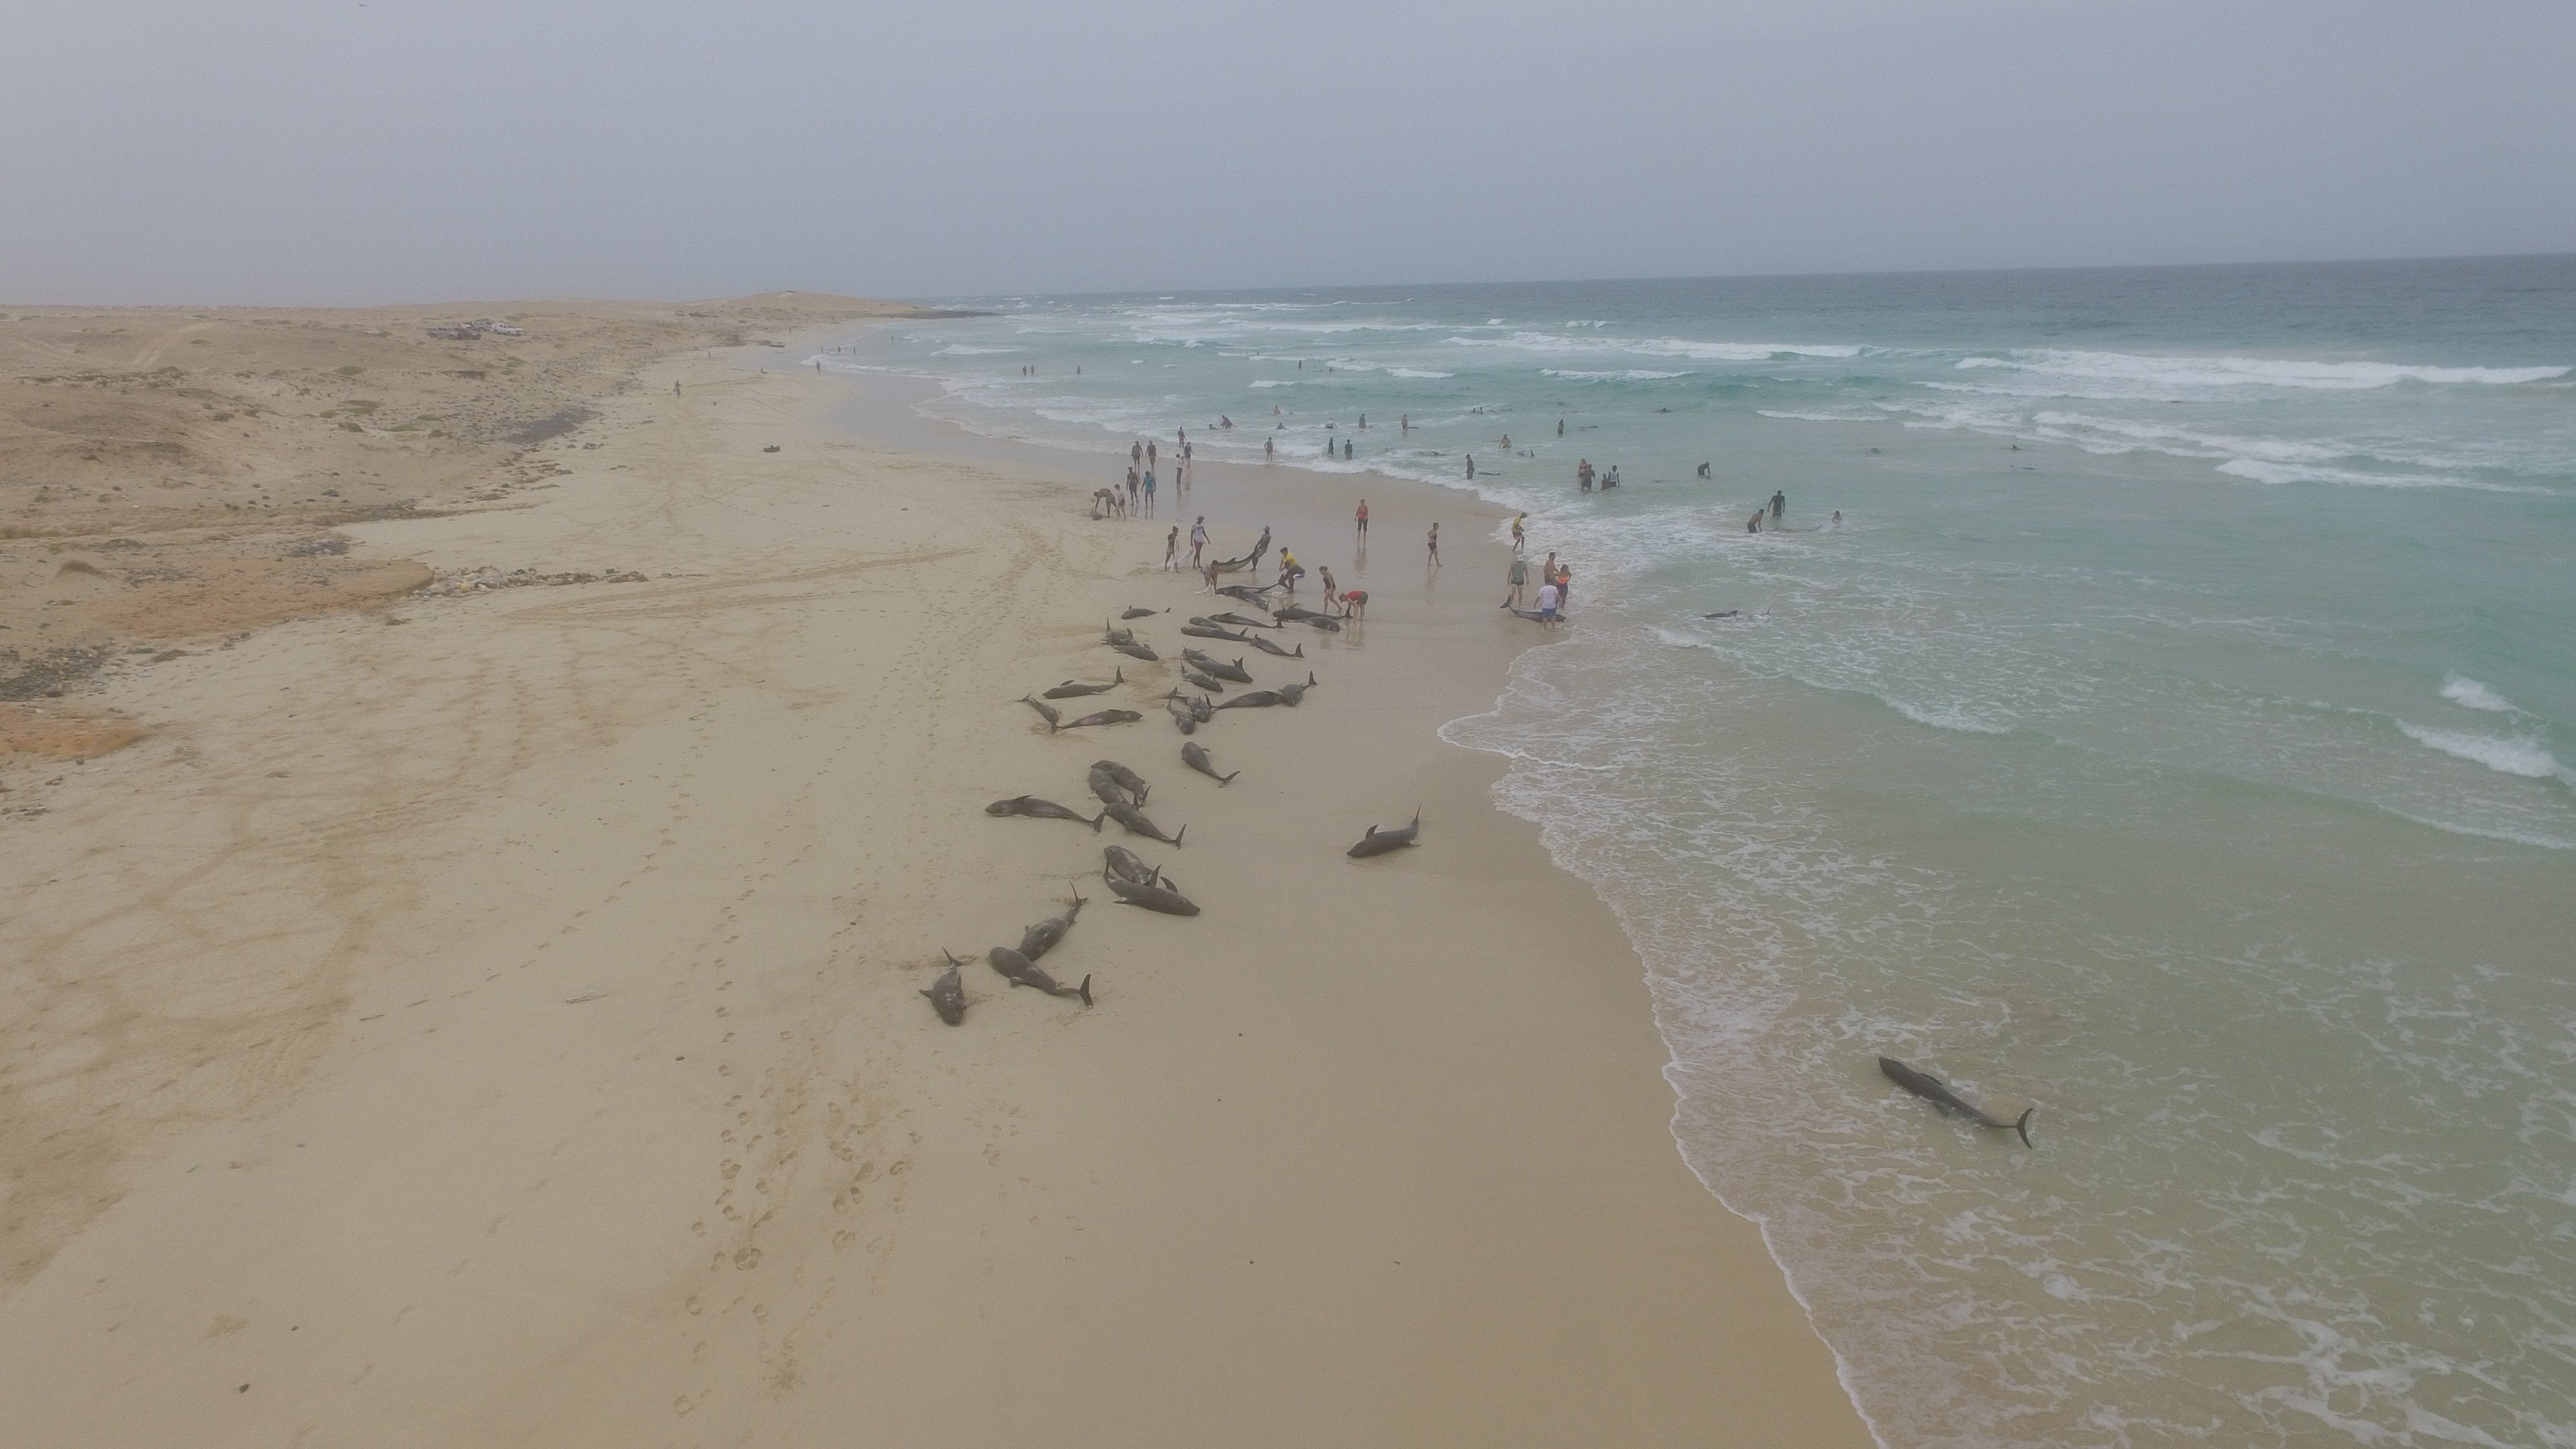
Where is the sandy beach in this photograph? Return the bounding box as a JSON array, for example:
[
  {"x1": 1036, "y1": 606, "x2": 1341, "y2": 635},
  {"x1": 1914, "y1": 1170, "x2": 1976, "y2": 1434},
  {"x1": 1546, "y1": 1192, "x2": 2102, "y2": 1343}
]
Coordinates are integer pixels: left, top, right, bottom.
[{"x1": 0, "y1": 307, "x2": 1871, "y2": 1447}]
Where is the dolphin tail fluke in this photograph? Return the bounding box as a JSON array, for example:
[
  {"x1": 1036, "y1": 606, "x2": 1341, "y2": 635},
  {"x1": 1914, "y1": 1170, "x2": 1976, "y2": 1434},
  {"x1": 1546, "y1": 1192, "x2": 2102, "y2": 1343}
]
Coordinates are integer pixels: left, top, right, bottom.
[
  {"x1": 1294, "y1": 643, "x2": 1305, "y2": 657},
  {"x1": 1307, "y1": 670, "x2": 1318, "y2": 685},
  {"x1": 1219, "y1": 770, "x2": 1239, "y2": 786},
  {"x1": 1113, "y1": 667, "x2": 1124, "y2": 685},
  {"x1": 1171, "y1": 824, "x2": 1185, "y2": 848},
  {"x1": 2013, "y1": 1108, "x2": 2035, "y2": 1150},
  {"x1": 1078, "y1": 974, "x2": 1094, "y2": 1007},
  {"x1": 1088, "y1": 811, "x2": 1105, "y2": 832}
]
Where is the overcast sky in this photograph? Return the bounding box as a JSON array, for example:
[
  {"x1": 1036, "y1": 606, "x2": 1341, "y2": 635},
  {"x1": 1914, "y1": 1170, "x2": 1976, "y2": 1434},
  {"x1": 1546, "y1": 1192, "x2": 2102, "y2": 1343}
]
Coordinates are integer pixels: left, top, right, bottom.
[{"x1": 4, "y1": 0, "x2": 2571, "y2": 305}]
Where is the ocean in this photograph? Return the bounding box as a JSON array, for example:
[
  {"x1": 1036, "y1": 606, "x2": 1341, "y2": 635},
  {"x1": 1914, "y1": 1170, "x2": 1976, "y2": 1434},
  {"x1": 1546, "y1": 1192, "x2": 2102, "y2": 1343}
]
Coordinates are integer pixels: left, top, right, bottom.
[{"x1": 826, "y1": 257, "x2": 2576, "y2": 1449}]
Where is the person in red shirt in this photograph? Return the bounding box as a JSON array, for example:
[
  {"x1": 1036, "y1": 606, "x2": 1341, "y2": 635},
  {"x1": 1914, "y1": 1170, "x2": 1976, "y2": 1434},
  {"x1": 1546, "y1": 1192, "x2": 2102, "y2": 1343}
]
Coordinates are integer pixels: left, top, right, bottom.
[{"x1": 1355, "y1": 500, "x2": 1369, "y2": 536}]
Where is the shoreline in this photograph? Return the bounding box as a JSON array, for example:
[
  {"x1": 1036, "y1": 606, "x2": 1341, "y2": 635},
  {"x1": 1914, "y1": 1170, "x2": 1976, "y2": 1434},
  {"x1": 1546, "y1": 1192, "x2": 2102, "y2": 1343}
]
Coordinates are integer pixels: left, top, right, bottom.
[{"x1": 1, "y1": 333, "x2": 1872, "y2": 1445}]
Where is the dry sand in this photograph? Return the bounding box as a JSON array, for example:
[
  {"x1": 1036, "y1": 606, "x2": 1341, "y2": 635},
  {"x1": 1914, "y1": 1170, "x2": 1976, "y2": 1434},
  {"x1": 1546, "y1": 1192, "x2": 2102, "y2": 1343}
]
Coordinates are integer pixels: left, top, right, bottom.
[{"x1": 0, "y1": 317, "x2": 1873, "y2": 1446}]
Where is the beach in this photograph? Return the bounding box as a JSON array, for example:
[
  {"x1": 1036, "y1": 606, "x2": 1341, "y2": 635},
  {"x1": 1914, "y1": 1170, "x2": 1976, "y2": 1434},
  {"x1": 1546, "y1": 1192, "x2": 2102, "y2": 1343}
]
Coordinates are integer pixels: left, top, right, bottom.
[{"x1": 0, "y1": 308, "x2": 1871, "y2": 1446}]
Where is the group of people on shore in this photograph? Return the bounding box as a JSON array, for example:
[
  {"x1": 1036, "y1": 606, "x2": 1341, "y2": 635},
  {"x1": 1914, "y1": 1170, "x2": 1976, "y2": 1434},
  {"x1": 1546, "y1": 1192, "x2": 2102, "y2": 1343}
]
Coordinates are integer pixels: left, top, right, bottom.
[{"x1": 1115, "y1": 435, "x2": 1193, "y2": 518}]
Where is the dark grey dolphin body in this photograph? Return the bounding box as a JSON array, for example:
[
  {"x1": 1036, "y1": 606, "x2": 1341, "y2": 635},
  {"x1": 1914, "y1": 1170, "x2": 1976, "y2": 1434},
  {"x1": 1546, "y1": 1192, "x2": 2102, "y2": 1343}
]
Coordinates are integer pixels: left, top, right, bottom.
[
  {"x1": 1879, "y1": 1057, "x2": 2035, "y2": 1148},
  {"x1": 1180, "y1": 742, "x2": 1237, "y2": 785},
  {"x1": 1276, "y1": 672, "x2": 1319, "y2": 706},
  {"x1": 1017, "y1": 893, "x2": 1085, "y2": 960},
  {"x1": 1248, "y1": 634, "x2": 1305, "y2": 659},
  {"x1": 1302, "y1": 616, "x2": 1343, "y2": 632},
  {"x1": 1103, "y1": 800, "x2": 1185, "y2": 846},
  {"x1": 1103, "y1": 621, "x2": 1137, "y2": 646},
  {"x1": 1054, "y1": 708, "x2": 1144, "y2": 733},
  {"x1": 1182, "y1": 652, "x2": 1253, "y2": 684},
  {"x1": 1181, "y1": 668, "x2": 1229, "y2": 694},
  {"x1": 1181, "y1": 625, "x2": 1254, "y2": 644},
  {"x1": 987, "y1": 795, "x2": 1104, "y2": 830},
  {"x1": 1164, "y1": 697, "x2": 1200, "y2": 733},
  {"x1": 1103, "y1": 844, "x2": 1162, "y2": 887},
  {"x1": 921, "y1": 956, "x2": 967, "y2": 1025},
  {"x1": 1215, "y1": 584, "x2": 1275, "y2": 605},
  {"x1": 1347, "y1": 810, "x2": 1421, "y2": 858},
  {"x1": 1208, "y1": 612, "x2": 1277, "y2": 632},
  {"x1": 1019, "y1": 694, "x2": 1061, "y2": 728},
  {"x1": 1106, "y1": 876, "x2": 1200, "y2": 916},
  {"x1": 1043, "y1": 668, "x2": 1124, "y2": 699},
  {"x1": 1211, "y1": 690, "x2": 1284, "y2": 712},
  {"x1": 987, "y1": 945, "x2": 1092, "y2": 1005},
  {"x1": 1110, "y1": 640, "x2": 1159, "y2": 661},
  {"x1": 1088, "y1": 768, "x2": 1130, "y2": 808},
  {"x1": 1120, "y1": 606, "x2": 1162, "y2": 620},
  {"x1": 1272, "y1": 604, "x2": 1325, "y2": 622},
  {"x1": 1091, "y1": 760, "x2": 1150, "y2": 802}
]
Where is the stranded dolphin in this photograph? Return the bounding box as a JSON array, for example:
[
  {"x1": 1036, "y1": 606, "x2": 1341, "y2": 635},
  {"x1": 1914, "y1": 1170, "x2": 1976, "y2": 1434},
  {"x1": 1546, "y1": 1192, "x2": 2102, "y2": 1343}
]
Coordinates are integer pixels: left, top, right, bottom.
[
  {"x1": 1090, "y1": 760, "x2": 1150, "y2": 802},
  {"x1": 921, "y1": 954, "x2": 968, "y2": 1025},
  {"x1": 1106, "y1": 876, "x2": 1200, "y2": 916},
  {"x1": 1043, "y1": 668, "x2": 1124, "y2": 699},
  {"x1": 1053, "y1": 708, "x2": 1143, "y2": 733},
  {"x1": 987, "y1": 945, "x2": 1092, "y2": 1005},
  {"x1": 1102, "y1": 800, "x2": 1185, "y2": 846},
  {"x1": 1346, "y1": 809, "x2": 1421, "y2": 858},
  {"x1": 1016, "y1": 892, "x2": 1086, "y2": 960},
  {"x1": 1878, "y1": 1057, "x2": 2035, "y2": 1148},
  {"x1": 986, "y1": 795, "x2": 1104, "y2": 830},
  {"x1": 1180, "y1": 741, "x2": 1238, "y2": 785}
]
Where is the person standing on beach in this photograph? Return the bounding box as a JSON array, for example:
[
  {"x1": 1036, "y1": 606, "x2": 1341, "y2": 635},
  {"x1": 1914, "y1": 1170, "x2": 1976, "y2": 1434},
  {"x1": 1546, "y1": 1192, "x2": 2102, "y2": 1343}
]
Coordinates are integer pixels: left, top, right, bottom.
[
  {"x1": 1427, "y1": 522, "x2": 1441, "y2": 565},
  {"x1": 1466, "y1": 455, "x2": 1476, "y2": 480},
  {"x1": 1770, "y1": 489, "x2": 1786, "y2": 521},
  {"x1": 1355, "y1": 500, "x2": 1368, "y2": 536},
  {"x1": 1504, "y1": 554, "x2": 1528, "y2": 607},
  {"x1": 1558, "y1": 417, "x2": 1565, "y2": 437},
  {"x1": 1148, "y1": 440, "x2": 1158, "y2": 471},
  {"x1": 1555, "y1": 564, "x2": 1573, "y2": 611},
  {"x1": 1578, "y1": 459, "x2": 1593, "y2": 493},
  {"x1": 1190, "y1": 516, "x2": 1208, "y2": 567},
  {"x1": 1319, "y1": 564, "x2": 1340, "y2": 606},
  {"x1": 1511, "y1": 513, "x2": 1526, "y2": 553},
  {"x1": 1132, "y1": 440, "x2": 1142, "y2": 469},
  {"x1": 1163, "y1": 526, "x2": 1179, "y2": 570},
  {"x1": 1536, "y1": 578, "x2": 1560, "y2": 629},
  {"x1": 1265, "y1": 437, "x2": 1274, "y2": 462},
  {"x1": 1144, "y1": 467, "x2": 1157, "y2": 516},
  {"x1": 1401, "y1": 414, "x2": 1410, "y2": 432}
]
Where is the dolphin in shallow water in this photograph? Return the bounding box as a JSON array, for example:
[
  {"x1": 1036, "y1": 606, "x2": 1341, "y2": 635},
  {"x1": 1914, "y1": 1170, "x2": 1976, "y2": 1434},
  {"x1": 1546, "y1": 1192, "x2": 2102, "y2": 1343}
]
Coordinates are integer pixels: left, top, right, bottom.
[{"x1": 1878, "y1": 1057, "x2": 2035, "y2": 1148}]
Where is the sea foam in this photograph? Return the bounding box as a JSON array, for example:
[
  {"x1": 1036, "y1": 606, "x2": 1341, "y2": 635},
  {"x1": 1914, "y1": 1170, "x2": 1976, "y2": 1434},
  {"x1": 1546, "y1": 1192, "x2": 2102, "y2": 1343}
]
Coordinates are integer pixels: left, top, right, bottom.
[{"x1": 2397, "y1": 722, "x2": 2566, "y2": 781}]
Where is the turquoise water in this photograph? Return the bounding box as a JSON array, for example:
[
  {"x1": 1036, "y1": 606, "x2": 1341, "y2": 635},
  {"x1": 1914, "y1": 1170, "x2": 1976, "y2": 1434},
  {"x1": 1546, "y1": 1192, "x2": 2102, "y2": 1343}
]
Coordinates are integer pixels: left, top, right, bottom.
[{"x1": 834, "y1": 258, "x2": 2576, "y2": 1448}]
